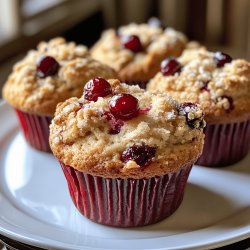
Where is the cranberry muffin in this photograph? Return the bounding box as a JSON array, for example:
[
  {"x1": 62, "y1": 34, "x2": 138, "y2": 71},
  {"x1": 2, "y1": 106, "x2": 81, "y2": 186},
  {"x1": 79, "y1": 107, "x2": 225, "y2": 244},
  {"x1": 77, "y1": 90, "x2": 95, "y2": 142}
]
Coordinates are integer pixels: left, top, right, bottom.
[
  {"x1": 49, "y1": 78, "x2": 205, "y2": 227},
  {"x1": 91, "y1": 22, "x2": 187, "y2": 88},
  {"x1": 148, "y1": 48, "x2": 250, "y2": 166},
  {"x1": 3, "y1": 37, "x2": 117, "y2": 152}
]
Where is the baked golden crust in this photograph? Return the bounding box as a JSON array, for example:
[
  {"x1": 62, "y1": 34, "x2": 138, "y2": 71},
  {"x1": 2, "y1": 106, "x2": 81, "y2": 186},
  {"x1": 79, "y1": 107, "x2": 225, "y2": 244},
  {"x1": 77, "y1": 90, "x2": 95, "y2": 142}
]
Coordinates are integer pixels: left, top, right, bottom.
[
  {"x1": 3, "y1": 37, "x2": 117, "y2": 116},
  {"x1": 91, "y1": 24, "x2": 187, "y2": 82},
  {"x1": 148, "y1": 48, "x2": 250, "y2": 124},
  {"x1": 49, "y1": 79, "x2": 204, "y2": 179}
]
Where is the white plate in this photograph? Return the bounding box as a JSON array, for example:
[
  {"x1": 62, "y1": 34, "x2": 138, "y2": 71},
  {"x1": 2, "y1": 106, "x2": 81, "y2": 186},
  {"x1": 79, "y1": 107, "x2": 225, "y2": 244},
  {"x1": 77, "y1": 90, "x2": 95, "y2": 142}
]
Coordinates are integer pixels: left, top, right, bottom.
[{"x1": 0, "y1": 101, "x2": 250, "y2": 250}]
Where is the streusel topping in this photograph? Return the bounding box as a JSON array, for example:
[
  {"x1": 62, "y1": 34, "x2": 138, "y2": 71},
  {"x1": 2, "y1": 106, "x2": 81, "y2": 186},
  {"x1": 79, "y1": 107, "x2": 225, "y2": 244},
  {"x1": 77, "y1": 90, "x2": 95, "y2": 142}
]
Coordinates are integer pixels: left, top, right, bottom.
[
  {"x1": 50, "y1": 79, "x2": 204, "y2": 179},
  {"x1": 148, "y1": 48, "x2": 250, "y2": 123},
  {"x1": 3, "y1": 37, "x2": 117, "y2": 116},
  {"x1": 91, "y1": 23, "x2": 187, "y2": 81}
]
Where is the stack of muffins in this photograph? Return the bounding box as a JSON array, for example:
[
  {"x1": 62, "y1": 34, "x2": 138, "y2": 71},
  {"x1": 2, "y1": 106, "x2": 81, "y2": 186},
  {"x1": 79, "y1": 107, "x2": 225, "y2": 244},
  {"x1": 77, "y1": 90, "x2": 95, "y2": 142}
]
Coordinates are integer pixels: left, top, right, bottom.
[{"x1": 2, "y1": 20, "x2": 250, "y2": 227}]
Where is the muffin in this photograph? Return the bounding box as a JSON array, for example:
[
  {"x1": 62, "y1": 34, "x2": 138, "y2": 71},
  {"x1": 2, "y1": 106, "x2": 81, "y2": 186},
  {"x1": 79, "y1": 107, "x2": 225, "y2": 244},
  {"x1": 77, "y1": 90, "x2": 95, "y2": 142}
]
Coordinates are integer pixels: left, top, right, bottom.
[
  {"x1": 91, "y1": 22, "x2": 187, "y2": 88},
  {"x1": 3, "y1": 37, "x2": 117, "y2": 152},
  {"x1": 148, "y1": 47, "x2": 250, "y2": 167},
  {"x1": 49, "y1": 78, "x2": 205, "y2": 227}
]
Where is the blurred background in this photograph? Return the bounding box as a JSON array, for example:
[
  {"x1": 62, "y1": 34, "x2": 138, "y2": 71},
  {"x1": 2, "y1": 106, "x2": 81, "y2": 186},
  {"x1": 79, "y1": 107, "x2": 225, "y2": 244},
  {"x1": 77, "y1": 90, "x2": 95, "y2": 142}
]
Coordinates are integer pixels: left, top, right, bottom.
[{"x1": 0, "y1": 0, "x2": 250, "y2": 95}]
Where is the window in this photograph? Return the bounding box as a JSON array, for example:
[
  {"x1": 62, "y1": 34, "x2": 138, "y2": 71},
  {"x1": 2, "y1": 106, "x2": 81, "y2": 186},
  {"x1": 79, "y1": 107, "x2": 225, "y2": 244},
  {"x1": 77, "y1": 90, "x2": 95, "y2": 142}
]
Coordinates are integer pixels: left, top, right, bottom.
[{"x1": 0, "y1": 0, "x2": 102, "y2": 59}]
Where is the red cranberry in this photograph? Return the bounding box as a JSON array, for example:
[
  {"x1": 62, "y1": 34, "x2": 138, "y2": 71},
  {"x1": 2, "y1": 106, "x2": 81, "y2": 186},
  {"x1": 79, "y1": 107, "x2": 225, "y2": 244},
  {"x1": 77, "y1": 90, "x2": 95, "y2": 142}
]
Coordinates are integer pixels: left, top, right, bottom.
[
  {"x1": 121, "y1": 144, "x2": 156, "y2": 167},
  {"x1": 214, "y1": 52, "x2": 232, "y2": 68},
  {"x1": 177, "y1": 102, "x2": 205, "y2": 129},
  {"x1": 121, "y1": 35, "x2": 143, "y2": 53},
  {"x1": 103, "y1": 112, "x2": 124, "y2": 134},
  {"x1": 161, "y1": 58, "x2": 182, "y2": 76},
  {"x1": 36, "y1": 56, "x2": 59, "y2": 78},
  {"x1": 84, "y1": 77, "x2": 112, "y2": 102},
  {"x1": 109, "y1": 94, "x2": 139, "y2": 120}
]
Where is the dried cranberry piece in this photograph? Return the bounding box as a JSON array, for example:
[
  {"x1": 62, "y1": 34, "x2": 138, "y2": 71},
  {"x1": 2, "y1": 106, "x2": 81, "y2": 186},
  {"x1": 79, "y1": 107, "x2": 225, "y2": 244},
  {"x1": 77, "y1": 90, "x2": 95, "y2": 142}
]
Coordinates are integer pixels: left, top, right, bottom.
[
  {"x1": 177, "y1": 102, "x2": 205, "y2": 129},
  {"x1": 161, "y1": 58, "x2": 182, "y2": 76},
  {"x1": 121, "y1": 144, "x2": 156, "y2": 167},
  {"x1": 214, "y1": 52, "x2": 232, "y2": 68},
  {"x1": 36, "y1": 56, "x2": 59, "y2": 78},
  {"x1": 103, "y1": 112, "x2": 124, "y2": 135},
  {"x1": 121, "y1": 35, "x2": 143, "y2": 53}
]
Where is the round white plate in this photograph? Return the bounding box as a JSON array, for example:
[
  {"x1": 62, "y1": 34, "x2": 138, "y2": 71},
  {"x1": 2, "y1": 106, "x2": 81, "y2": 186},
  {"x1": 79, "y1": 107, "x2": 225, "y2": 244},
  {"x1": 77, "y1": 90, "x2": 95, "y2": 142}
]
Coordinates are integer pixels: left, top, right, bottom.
[{"x1": 0, "y1": 101, "x2": 250, "y2": 250}]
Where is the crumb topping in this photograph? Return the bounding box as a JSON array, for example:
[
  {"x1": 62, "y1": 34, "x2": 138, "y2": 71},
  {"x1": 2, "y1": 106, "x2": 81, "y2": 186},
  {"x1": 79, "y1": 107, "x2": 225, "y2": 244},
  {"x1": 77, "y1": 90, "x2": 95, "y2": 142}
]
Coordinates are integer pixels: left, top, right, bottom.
[
  {"x1": 49, "y1": 79, "x2": 204, "y2": 179},
  {"x1": 148, "y1": 48, "x2": 250, "y2": 123},
  {"x1": 91, "y1": 23, "x2": 187, "y2": 81},
  {"x1": 3, "y1": 37, "x2": 117, "y2": 116}
]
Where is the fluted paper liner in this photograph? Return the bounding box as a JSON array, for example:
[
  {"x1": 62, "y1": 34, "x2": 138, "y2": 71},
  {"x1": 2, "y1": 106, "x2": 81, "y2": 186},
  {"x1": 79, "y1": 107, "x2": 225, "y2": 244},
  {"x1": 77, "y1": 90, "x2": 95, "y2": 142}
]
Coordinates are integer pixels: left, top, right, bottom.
[
  {"x1": 60, "y1": 162, "x2": 192, "y2": 227},
  {"x1": 197, "y1": 119, "x2": 250, "y2": 167},
  {"x1": 15, "y1": 109, "x2": 52, "y2": 152}
]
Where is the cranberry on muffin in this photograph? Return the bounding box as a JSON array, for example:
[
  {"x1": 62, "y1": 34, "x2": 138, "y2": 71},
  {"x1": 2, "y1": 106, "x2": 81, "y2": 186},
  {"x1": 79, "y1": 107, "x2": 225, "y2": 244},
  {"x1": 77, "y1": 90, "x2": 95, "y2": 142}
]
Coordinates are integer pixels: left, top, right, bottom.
[
  {"x1": 91, "y1": 22, "x2": 187, "y2": 88},
  {"x1": 3, "y1": 37, "x2": 117, "y2": 152},
  {"x1": 148, "y1": 47, "x2": 250, "y2": 166},
  {"x1": 49, "y1": 78, "x2": 205, "y2": 227}
]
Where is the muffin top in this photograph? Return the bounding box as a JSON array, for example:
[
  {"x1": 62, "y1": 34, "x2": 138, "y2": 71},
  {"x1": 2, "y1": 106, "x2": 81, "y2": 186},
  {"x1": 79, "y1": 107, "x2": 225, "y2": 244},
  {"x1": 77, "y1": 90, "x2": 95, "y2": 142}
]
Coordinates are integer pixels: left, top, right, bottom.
[
  {"x1": 50, "y1": 78, "x2": 205, "y2": 179},
  {"x1": 91, "y1": 23, "x2": 187, "y2": 82},
  {"x1": 148, "y1": 48, "x2": 250, "y2": 124},
  {"x1": 3, "y1": 37, "x2": 117, "y2": 116}
]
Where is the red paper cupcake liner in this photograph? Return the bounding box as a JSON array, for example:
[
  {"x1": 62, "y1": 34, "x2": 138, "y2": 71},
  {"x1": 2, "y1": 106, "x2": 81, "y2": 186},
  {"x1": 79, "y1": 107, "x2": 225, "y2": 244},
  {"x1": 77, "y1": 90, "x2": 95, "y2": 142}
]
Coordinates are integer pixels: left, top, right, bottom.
[
  {"x1": 197, "y1": 119, "x2": 250, "y2": 167},
  {"x1": 124, "y1": 80, "x2": 148, "y2": 89},
  {"x1": 15, "y1": 109, "x2": 52, "y2": 152},
  {"x1": 60, "y1": 162, "x2": 192, "y2": 227}
]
